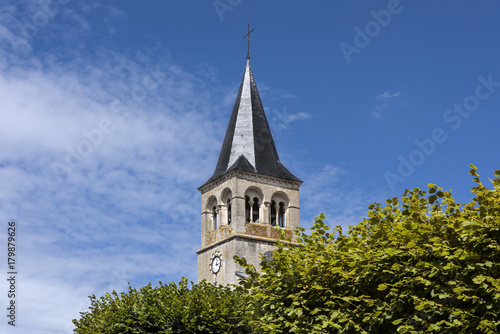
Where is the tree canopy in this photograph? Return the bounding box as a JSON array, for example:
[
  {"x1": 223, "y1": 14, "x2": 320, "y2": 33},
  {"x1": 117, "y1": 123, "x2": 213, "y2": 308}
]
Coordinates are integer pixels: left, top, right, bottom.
[
  {"x1": 236, "y1": 165, "x2": 500, "y2": 333},
  {"x1": 72, "y1": 277, "x2": 251, "y2": 334},
  {"x1": 73, "y1": 166, "x2": 499, "y2": 333}
]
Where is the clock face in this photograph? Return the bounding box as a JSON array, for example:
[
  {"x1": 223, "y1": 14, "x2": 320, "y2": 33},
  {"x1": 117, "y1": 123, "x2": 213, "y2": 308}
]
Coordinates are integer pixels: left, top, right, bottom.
[
  {"x1": 210, "y1": 251, "x2": 222, "y2": 274},
  {"x1": 211, "y1": 256, "x2": 221, "y2": 274}
]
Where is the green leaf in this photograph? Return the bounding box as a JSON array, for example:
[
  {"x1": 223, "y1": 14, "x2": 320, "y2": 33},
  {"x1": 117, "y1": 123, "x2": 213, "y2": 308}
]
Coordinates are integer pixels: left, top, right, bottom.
[
  {"x1": 429, "y1": 195, "x2": 437, "y2": 204},
  {"x1": 392, "y1": 318, "x2": 403, "y2": 325},
  {"x1": 473, "y1": 275, "x2": 486, "y2": 284}
]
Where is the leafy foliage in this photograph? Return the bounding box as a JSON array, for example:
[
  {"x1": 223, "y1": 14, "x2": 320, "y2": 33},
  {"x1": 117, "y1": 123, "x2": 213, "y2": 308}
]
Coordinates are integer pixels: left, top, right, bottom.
[
  {"x1": 73, "y1": 277, "x2": 251, "y2": 334},
  {"x1": 236, "y1": 165, "x2": 500, "y2": 333}
]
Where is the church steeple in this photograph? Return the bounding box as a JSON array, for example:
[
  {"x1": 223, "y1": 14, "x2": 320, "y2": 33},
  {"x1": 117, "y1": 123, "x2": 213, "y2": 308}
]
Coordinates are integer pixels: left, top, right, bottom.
[
  {"x1": 197, "y1": 56, "x2": 302, "y2": 286},
  {"x1": 203, "y1": 59, "x2": 301, "y2": 187}
]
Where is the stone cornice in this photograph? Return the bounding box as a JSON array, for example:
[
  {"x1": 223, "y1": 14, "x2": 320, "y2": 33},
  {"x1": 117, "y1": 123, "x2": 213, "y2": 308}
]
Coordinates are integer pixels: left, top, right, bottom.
[
  {"x1": 196, "y1": 233, "x2": 300, "y2": 255},
  {"x1": 199, "y1": 170, "x2": 302, "y2": 194}
]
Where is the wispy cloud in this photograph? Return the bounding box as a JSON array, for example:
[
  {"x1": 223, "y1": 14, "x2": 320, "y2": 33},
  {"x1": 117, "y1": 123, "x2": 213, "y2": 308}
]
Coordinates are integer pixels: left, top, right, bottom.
[
  {"x1": 258, "y1": 82, "x2": 298, "y2": 101},
  {"x1": 370, "y1": 106, "x2": 385, "y2": 119},
  {"x1": 281, "y1": 93, "x2": 298, "y2": 99},
  {"x1": 376, "y1": 91, "x2": 401, "y2": 100},
  {"x1": 370, "y1": 91, "x2": 402, "y2": 119},
  {"x1": 268, "y1": 106, "x2": 312, "y2": 130},
  {"x1": 0, "y1": 6, "x2": 230, "y2": 331}
]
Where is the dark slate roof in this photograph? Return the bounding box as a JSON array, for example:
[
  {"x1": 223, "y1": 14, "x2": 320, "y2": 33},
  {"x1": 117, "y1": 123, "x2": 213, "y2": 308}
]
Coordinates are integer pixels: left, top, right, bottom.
[{"x1": 202, "y1": 59, "x2": 301, "y2": 187}]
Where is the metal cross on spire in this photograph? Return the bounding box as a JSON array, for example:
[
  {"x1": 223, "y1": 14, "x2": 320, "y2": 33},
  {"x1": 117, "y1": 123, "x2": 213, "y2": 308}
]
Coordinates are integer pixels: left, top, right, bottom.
[{"x1": 242, "y1": 23, "x2": 254, "y2": 60}]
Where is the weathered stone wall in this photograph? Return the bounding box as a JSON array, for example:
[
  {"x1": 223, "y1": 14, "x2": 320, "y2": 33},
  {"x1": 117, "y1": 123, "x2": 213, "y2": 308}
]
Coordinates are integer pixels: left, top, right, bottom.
[
  {"x1": 197, "y1": 235, "x2": 281, "y2": 286},
  {"x1": 197, "y1": 171, "x2": 301, "y2": 285}
]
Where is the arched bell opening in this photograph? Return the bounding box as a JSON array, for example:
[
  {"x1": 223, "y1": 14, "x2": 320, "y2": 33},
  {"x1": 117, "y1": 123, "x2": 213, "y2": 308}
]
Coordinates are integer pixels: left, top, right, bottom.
[
  {"x1": 270, "y1": 192, "x2": 290, "y2": 228},
  {"x1": 206, "y1": 195, "x2": 218, "y2": 230},
  {"x1": 245, "y1": 187, "x2": 264, "y2": 223}
]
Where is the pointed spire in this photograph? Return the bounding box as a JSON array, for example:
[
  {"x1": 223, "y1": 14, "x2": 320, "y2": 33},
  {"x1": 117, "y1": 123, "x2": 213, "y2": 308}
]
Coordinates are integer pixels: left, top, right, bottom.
[{"x1": 202, "y1": 60, "x2": 301, "y2": 187}]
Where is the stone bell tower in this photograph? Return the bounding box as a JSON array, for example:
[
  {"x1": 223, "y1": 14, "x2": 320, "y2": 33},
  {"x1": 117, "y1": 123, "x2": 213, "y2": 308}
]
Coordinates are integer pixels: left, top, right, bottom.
[{"x1": 196, "y1": 57, "x2": 302, "y2": 285}]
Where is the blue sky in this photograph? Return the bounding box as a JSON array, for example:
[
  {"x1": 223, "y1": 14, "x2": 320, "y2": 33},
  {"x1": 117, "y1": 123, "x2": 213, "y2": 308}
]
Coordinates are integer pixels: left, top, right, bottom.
[{"x1": 1, "y1": 1, "x2": 499, "y2": 332}]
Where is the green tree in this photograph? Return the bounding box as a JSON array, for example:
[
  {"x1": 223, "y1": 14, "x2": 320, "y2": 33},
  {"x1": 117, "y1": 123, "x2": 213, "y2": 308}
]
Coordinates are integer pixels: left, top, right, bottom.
[
  {"x1": 73, "y1": 277, "x2": 251, "y2": 334},
  {"x1": 236, "y1": 165, "x2": 500, "y2": 333}
]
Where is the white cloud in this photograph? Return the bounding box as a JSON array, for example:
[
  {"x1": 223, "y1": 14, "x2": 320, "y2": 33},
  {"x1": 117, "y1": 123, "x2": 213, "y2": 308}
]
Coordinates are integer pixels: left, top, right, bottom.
[
  {"x1": 370, "y1": 92, "x2": 402, "y2": 120},
  {"x1": 268, "y1": 106, "x2": 312, "y2": 130},
  {"x1": 0, "y1": 19, "x2": 228, "y2": 332},
  {"x1": 375, "y1": 91, "x2": 401, "y2": 100},
  {"x1": 370, "y1": 106, "x2": 384, "y2": 119},
  {"x1": 258, "y1": 82, "x2": 298, "y2": 101}
]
